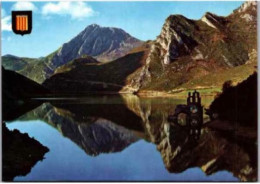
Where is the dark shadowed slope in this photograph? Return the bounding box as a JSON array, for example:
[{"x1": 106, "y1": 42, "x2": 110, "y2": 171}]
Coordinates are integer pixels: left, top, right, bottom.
[
  {"x1": 208, "y1": 72, "x2": 257, "y2": 127},
  {"x1": 2, "y1": 67, "x2": 49, "y2": 120},
  {"x1": 42, "y1": 49, "x2": 148, "y2": 93}
]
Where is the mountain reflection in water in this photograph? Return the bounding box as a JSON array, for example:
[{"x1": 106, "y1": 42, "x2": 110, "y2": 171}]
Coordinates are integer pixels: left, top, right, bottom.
[{"x1": 5, "y1": 94, "x2": 256, "y2": 181}]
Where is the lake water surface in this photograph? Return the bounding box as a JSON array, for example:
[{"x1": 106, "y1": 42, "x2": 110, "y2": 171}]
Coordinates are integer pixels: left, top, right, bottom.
[{"x1": 5, "y1": 95, "x2": 242, "y2": 181}]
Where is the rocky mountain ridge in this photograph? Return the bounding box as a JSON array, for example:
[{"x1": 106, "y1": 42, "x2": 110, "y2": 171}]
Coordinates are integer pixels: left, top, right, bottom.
[{"x1": 127, "y1": 0, "x2": 257, "y2": 93}]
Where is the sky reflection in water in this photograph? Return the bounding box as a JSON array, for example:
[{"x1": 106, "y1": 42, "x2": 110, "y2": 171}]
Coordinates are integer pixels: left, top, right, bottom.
[{"x1": 7, "y1": 120, "x2": 238, "y2": 181}]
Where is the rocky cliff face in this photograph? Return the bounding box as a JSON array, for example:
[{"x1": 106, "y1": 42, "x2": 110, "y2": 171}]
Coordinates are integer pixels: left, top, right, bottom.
[
  {"x1": 156, "y1": 15, "x2": 198, "y2": 65},
  {"x1": 132, "y1": 1, "x2": 257, "y2": 92}
]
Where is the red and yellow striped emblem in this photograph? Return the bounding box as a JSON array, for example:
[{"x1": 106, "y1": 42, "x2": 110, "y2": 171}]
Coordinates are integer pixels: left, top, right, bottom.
[{"x1": 15, "y1": 15, "x2": 28, "y2": 31}]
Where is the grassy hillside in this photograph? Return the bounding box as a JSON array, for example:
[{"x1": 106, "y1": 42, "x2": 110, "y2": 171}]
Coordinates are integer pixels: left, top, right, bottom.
[{"x1": 2, "y1": 55, "x2": 52, "y2": 84}]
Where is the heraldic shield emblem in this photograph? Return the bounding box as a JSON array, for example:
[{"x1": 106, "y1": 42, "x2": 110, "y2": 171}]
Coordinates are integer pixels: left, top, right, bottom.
[{"x1": 12, "y1": 11, "x2": 32, "y2": 36}]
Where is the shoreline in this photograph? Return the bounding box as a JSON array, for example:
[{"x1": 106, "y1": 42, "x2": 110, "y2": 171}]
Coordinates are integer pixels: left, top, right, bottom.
[{"x1": 28, "y1": 87, "x2": 221, "y2": 99}]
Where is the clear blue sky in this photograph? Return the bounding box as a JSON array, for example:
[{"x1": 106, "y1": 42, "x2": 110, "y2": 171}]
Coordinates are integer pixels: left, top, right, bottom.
[{"x1": 1, "y1": 1, "x2": 244, "y2": 58}]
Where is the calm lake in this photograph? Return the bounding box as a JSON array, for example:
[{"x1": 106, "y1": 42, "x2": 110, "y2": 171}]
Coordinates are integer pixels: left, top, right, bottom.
[{"x1": 5, "y1": 95, "x2": 241, "y2": 181}]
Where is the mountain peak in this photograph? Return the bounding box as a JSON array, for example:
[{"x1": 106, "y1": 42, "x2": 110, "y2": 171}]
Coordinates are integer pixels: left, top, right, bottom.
[
  {"x1": 237, "y1": 1, "x2": 257, "y2": 13},
  {"x1": 82, "y1": 23, "x2": 101, "y2": 33},
  {"x1": 202, "y1": 12, "x2": 217, "y2": 18},
  {"x1": 231, "y1": 1, "x2": 257, "y2": 22},
  {"x1": 49, "y1": 23, "x2": 143, "y2": 71},
  {"x1": 201, "y1": 12, "x2": 218, "y2": 29},
  {"x1": 3, "y1": 54, "x2": 19, "y2": 58},
  {"x1": 89, "y1": 23, "x2": 100, "y2": 27},
  {"x1": 82, "y1": 24, "x2": 128, "y2": 35},
  {"x1": 201, "y1": 12, "x2": 226, "y2": 29}
]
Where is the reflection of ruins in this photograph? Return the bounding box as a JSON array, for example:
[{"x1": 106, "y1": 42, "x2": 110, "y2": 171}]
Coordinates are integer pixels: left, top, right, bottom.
[
  {"x1": 15, "y1": 94, "x2": 256, "y2": 181},
  {"x1": 122, "y1": 94, "x2": 257, "y2": 182}
]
